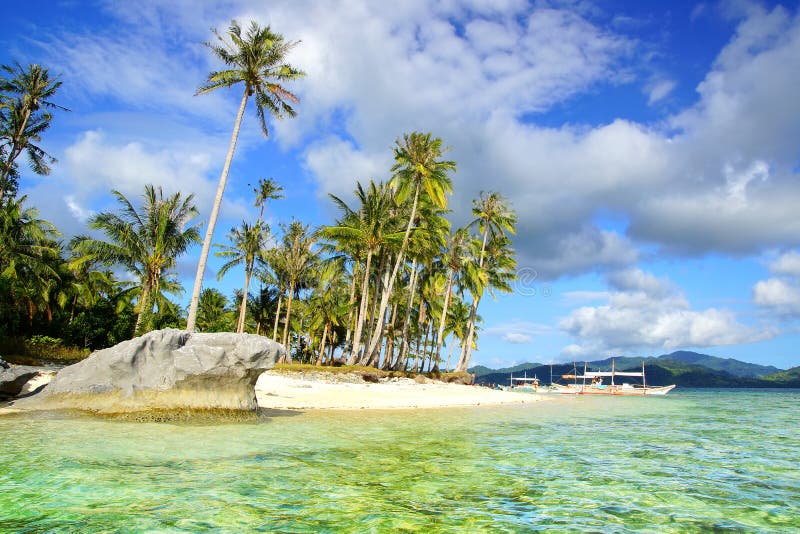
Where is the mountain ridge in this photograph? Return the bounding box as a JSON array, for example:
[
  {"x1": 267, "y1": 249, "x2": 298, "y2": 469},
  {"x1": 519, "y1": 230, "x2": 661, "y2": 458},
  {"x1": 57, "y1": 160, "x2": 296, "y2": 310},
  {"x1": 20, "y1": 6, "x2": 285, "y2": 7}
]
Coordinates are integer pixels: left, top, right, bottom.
[{"x1": 469, "y1": 351, "x2": 798, "y2": 388}]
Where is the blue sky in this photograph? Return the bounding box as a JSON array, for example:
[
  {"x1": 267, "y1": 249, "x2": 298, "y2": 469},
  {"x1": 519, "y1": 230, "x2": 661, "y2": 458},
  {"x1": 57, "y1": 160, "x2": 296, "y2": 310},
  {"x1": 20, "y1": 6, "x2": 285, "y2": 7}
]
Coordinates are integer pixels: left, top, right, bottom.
[{"x1": 4, "y1": 0, "x2": 800, "y2": 369}]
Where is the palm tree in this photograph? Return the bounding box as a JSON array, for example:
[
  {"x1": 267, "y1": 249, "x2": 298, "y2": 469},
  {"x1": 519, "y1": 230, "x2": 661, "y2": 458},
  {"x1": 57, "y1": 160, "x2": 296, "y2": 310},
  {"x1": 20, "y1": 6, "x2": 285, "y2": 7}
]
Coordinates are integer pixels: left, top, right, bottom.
[
  {"x1": 73, "y1": 185, "x2": 201, "y2": 336},
  {"x1": 457, "y1": 192, "x2": 517, "y2": 371},
  {"x1": 277, "y1": 220, "x2": 316, "y2": 360},
  {"x1": 319, "y1": 181, "x2": 403, "y2": 365},
  {"x1": 433, "y1": 227, "x2": 470, "y2": 366},
  {"x1": 307, "y1": 260, "x2": 349, "y2": 365},
  {"x1": 0, "y1": 62, "x2": 67, "y2": 198},
  {"x1": 0, "y1": 100, "x2": 57, "y2": 202},
  {"x1": 186, "y1": 20, "x2": 304, "y2": 331},
  {"x1": 0, "y1": 195, "x2": 61, "y2": 328},
  {"x1": 254, "y1": 177, "x2": 283, "y2": 223},
  {"x1": 196, "y1": 288, "x2": 232, "y2": 332},
  {"x1": 363, "y1": 132, "x2": 456, "y2": 361},
  {"x1": 215, "y1": 221, "x2": 269, "y2": 333}
]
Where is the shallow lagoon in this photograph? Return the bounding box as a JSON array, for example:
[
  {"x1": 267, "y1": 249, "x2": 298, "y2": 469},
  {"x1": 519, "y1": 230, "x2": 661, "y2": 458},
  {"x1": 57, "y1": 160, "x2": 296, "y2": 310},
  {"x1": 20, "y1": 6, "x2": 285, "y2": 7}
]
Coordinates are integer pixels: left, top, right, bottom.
[{"x1": 2, "y1": 389, "x2": 798, "y2": 532}]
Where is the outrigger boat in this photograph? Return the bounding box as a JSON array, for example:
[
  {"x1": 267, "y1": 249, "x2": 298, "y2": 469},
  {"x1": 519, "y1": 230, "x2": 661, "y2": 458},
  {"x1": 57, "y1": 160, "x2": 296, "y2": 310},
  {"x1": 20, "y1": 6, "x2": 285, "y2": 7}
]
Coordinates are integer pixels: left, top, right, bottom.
[
  {"x1": 508, "y1": 374, "x2": 543, "y2": 392},
  {"x1": 551, "y1": 360, "x2": 675, "y2": 396}
]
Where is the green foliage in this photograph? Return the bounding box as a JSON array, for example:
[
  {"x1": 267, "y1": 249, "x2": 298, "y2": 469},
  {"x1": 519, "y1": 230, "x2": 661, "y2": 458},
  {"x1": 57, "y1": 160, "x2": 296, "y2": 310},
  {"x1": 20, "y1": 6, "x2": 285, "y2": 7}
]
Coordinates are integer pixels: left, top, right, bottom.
[{"x1": 0, "y1": 335, "x2": 88, "y2": 364}]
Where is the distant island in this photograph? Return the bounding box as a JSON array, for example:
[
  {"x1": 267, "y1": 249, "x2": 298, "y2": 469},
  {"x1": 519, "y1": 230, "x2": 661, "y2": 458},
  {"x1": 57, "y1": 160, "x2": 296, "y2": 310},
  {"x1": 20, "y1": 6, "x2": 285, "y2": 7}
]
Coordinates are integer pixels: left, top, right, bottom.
[{"x1": 470, "y1": 350, "x2": 800, "y2": 388}]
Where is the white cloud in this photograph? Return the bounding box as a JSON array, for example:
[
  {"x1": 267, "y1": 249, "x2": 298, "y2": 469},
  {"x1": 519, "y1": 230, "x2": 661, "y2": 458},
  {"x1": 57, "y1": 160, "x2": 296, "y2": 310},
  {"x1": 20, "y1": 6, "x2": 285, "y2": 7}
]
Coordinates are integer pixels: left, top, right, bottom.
[
  {"x1": 753, "y1": 278, "x2": 800, "y2": 315},
  {"x1": 769, "y1": 251, "x2": 800, "y2": 277},
  {"x1": 503, "y1": 332, "x2": 533, "y2": 344},
  {"x1": 607, "y1": 268, "x2": 673, "y2": 298},
  {"x1": 560, "y1": 269, "x2": 770, "y2": 354},
  {"x1": 646, "y1": 78, "x2": 676, "y2": 104},
  {"x1": 24, "y1": 129, "x2": 250, "y2": 241},
  {"x1": 303, "y1": 137, "x2": 392, "y2": 201},
  {"x1": 18, "y1": 1, "x2": 800, "y2": 282},
  {"x1": 752, "y1": 250, "x2": 800, "y2": 317},
  {"x1": 485, "y1": 319, "x2": 552, "y2": 345}
]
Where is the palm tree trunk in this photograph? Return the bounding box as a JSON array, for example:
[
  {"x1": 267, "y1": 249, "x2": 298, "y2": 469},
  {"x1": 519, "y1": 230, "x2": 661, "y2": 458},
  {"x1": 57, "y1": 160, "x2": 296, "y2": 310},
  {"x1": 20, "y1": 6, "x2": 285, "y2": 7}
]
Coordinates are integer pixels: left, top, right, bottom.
[
  {"x1": 316, "y1": 322, "x2": 329, "y2": 366},
  {"x1": 457, "y1": 295, "x2": 481, "y2": 372},
  {"x1": 186, "y1": 88, "x2": 249, "y2": 331},
  {"x1": 364, "y1": 184, "x2": 421, "y2": 359},
  {"x1": 236, "y1": 266, "x2": 252, "y2": 333},
  {"x1": 348, "y1": 249, "x2": 373, "y2": 365},
  {"x1": 446, "y1": 334, "x2": 456, "y2": 372},
  {"x1": 0, "y1": 106, "x2": 32, "y2": 186},
  {"x1": 456, "y1": 226, "x2": 490, "y2": 372},
  {"x1": 343, "y1": 262, "x2": 358, "y2": 348},
  {"x1": 282, "y1": 281, "x2": 296, "y2": 360},
  {"x1": 134, "y1": 283, "x2": 151, "y2": 336},
  {"x1": 363, "y1": 253, "x2": 391, "y2": 365},
  {"x1": 382, "y1": 302, "x2": 398, "y2": 370},
  {"x1": 272, "y1": 291, "x2": 283, "y2": 340},
  {"x1": 397, "y1": 258, "x2": 418, "y2": 367},
  {"x1": 434, "y1": 270, "x2": 454, "y2": 365}
]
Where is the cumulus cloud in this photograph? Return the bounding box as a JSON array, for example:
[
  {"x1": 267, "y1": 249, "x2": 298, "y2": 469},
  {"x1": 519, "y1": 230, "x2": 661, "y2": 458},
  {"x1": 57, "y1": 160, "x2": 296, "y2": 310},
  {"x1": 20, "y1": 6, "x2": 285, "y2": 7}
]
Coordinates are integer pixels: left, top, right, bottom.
[
  {"x1": 769, "y1": 251, "x2": 800, "y2": 277},
  {"x1": 485, "y1": 320, "x2": 552, "y2": 345},
  {"x1": 24, "y1": 129, "x2": 249, "y2": 240},
  {"x1": 752, "y1": 250, "x2": 800, "y2": 317},
  {"x1": 753, "y1": 278, "x2": 800, "y2": 316},
  {"x1": 503, "y1": 332, "x2": 533, "y2": 344},
  {"x1": 20, "y1": 1, "x2": 800, "y2": 281},
  {"x1": 560, "y1": 269, "x2": 770, "y2": 355},
  {"x1": 646, "y1": 78, "x2": 676, "y2": 104}
]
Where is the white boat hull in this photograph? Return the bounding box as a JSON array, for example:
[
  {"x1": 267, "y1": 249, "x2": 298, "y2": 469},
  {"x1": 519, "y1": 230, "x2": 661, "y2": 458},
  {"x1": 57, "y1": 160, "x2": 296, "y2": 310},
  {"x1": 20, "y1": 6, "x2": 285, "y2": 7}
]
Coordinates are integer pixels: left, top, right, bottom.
[{"x1": 551, "y1": 384, "x2": 676, "y2": 396}]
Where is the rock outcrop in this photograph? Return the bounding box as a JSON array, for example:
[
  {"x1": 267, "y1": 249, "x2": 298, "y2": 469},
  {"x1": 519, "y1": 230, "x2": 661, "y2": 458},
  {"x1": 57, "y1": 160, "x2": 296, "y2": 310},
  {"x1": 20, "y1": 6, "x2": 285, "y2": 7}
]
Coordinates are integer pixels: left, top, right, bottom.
[
  {"x1": 1, "y1": 365, "x2": 42, "y2": 399},
  {"x1": 13, "y1": 329, "x2": 284, "y2": 413}
]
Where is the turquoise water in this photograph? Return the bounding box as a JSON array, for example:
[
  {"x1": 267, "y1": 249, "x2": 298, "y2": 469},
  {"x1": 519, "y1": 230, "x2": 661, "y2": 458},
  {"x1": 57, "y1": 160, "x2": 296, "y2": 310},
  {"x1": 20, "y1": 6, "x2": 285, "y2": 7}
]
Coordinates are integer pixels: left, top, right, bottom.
[{"x1": 1, "y1": 389, "x2": 799, "y2": 532}]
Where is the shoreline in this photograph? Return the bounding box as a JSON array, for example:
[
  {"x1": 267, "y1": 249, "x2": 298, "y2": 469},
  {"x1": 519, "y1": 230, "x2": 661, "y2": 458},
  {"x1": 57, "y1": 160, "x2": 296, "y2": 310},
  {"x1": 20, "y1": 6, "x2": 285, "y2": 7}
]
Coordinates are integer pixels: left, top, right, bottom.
[{"x1": 255, "y1": 371, "x2": 550, "y2": 410}]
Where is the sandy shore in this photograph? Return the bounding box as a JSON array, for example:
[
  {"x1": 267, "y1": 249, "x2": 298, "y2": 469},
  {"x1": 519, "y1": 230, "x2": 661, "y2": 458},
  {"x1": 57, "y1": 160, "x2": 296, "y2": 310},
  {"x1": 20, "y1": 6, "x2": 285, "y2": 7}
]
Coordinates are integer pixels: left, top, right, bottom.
[{"x1": 255, "y1": 372, "x2": 549, "y2": 410}]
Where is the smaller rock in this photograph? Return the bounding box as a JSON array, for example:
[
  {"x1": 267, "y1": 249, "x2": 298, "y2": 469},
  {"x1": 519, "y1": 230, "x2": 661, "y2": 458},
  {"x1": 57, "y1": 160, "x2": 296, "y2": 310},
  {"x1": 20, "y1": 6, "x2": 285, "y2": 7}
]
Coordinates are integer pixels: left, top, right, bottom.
[
  {"x1": 0, "y1": 366, "x2": 42, "y2": 399},
  {"x1": 361, "y1": 372, "x2": 380, "y2": 383},
  {"x1": 0, "y1": 357, "x2": 9, "y2": 370}
]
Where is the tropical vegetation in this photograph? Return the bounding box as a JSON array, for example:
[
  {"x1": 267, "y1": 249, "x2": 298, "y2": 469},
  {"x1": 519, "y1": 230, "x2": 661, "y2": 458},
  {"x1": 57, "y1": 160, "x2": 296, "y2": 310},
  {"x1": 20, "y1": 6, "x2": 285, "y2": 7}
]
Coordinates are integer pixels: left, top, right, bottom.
[{"x1": 0, "y1": 20, "x2": 520, "y2": 377}]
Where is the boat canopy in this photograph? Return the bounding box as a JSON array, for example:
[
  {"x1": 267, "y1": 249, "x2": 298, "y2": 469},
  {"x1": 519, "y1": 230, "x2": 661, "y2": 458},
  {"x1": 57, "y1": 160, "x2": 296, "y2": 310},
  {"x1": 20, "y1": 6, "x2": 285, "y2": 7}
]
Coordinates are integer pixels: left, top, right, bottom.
[{"x1": 583, "y1": 371, "x2": 643, "y2": 378}]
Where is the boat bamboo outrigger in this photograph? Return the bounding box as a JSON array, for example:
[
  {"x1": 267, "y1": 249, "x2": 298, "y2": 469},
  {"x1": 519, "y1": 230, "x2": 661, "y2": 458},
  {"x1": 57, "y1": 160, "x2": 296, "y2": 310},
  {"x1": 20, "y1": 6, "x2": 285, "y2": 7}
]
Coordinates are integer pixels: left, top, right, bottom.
[
  {"x1": 509, "y1": 371, "x2": 542, "y2": 392},
  {"x1": 551, "y1": 360, "x2": 675, "y2": 396}
]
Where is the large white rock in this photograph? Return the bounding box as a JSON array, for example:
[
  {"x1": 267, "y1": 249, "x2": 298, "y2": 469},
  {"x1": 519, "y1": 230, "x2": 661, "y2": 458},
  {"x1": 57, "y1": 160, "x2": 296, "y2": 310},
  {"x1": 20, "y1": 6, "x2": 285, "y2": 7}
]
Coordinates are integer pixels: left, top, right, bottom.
[{"x1": 13, "y1": 329, "x2": 284, "y2": 413}]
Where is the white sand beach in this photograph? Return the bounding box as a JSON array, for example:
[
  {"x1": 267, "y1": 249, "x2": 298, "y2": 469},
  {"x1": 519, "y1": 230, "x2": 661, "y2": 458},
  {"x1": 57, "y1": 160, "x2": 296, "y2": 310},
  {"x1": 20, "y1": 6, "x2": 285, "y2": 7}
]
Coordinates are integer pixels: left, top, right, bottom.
[{"x1": 255, "y1": 371, "x2": 549, "y2": 410}]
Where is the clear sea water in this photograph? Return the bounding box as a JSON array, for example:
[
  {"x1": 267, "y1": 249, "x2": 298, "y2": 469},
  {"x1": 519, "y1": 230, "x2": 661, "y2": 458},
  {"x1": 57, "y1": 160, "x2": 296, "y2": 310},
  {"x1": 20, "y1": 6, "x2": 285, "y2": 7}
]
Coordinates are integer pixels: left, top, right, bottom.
[{"x1": 1, "y1": 389, "x2": 798, "y2": 532}]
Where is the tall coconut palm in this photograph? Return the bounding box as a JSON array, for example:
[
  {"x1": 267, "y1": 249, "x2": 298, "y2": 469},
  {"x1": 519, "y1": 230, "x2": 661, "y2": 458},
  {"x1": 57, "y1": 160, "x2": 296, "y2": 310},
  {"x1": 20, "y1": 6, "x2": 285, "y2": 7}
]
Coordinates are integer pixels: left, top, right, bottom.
[
  {"x1": 363, "y1": 132, "x2": 456, "y2": 360},
  {"x1": 395, "y1": 200, "x2": 449, "y2": 368},
  {"x1": 0, "y1": 100, "x2": 57, "y2": 202},
  {"x1": 254, "y1": 177, "x2": 283, "y2": 223},
  {"x1": 277, "y1": 220, "x2": 316, "y2": 360},
  {"x1": 433, "y1": 227, "x2": 470, "y2": 369},
  {"x1": 215, "y1": 221, "x2": 268, "y2": 333},
  {"x1": 0, "y1": 62, "x2": 67, "y2": 197},
  {"x1": 186, "y1": 20, "x2": 304, "y2": 331},
  {"x1": 319, "y1": 181, "x2": 404, "y2": 365},
  {"x1": 457, "y1": 192, "x2": 517, "y2": 371},
  {"x1": 307, "y1": 260, "x2": 349, "y2": 365},
  {"x1": 73, "y1": 185, "x2": 201, "y2": 336}
]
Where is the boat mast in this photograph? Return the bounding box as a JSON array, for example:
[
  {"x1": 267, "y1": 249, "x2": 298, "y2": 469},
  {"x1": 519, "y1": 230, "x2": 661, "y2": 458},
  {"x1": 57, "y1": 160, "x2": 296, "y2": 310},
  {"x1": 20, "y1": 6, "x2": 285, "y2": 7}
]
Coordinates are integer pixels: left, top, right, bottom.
[
  {"x1": 611, "y1": 359, "x2": 615, "y2": 386},
  {"x1": 582, "y1": 362, "x2": 587, "y2": 391},
  {"x1": 642, "y1": 361, "x2": 647, "y2": 395}
]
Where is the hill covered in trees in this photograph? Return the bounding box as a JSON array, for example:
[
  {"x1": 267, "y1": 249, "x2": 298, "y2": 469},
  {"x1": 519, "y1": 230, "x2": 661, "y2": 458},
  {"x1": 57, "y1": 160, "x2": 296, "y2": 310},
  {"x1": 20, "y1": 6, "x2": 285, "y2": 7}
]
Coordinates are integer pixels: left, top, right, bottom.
[{"x1": 471, "y1": 351, "x2": 800, "y2": 388}]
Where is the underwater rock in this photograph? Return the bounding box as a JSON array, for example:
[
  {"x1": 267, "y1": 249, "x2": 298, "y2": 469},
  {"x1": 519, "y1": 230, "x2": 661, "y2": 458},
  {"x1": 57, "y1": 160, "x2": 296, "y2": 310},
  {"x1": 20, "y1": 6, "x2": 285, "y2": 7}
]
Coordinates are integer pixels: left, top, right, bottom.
[{"x1": 13, "y1": 329, "x2": 284, "y2": 413}]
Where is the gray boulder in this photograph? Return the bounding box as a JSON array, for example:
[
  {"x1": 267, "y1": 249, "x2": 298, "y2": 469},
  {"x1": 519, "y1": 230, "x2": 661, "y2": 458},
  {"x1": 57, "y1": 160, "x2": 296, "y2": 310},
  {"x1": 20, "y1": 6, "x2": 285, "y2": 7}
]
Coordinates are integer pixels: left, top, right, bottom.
[{"x1": 13, "y1": 329, "x2": 284, "y2": 413}]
